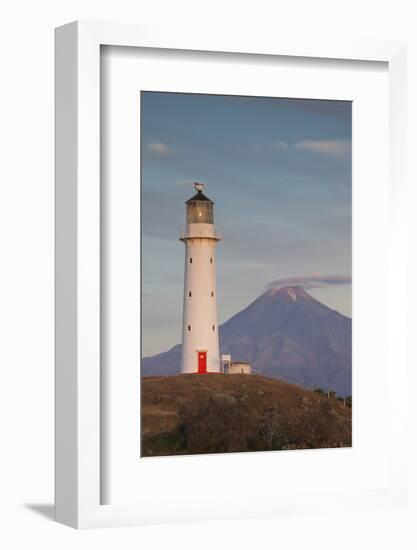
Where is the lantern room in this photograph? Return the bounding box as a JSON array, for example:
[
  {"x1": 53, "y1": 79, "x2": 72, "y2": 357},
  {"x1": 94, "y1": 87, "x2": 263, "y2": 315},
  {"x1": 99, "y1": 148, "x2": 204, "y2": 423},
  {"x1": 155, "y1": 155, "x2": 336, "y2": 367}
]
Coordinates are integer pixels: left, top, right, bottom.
[{"x1": 185, "y1": 182, "x2": 214, "y2": 225}]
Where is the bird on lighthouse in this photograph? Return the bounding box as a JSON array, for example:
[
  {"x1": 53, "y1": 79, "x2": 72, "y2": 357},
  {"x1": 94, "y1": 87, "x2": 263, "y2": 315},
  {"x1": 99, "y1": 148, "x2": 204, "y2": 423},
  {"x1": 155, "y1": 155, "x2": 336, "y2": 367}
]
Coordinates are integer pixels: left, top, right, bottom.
[{"x1": 180, "y1": 183, "x2": 222, "y2": 374}]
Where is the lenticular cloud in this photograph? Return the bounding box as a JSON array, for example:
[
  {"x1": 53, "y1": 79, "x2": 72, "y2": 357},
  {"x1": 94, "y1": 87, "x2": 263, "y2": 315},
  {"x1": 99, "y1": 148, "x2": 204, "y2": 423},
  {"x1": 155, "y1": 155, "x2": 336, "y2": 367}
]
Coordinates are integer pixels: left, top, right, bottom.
[{"x1": 266, "y1": 274, "x2": 351, "y2": 292}]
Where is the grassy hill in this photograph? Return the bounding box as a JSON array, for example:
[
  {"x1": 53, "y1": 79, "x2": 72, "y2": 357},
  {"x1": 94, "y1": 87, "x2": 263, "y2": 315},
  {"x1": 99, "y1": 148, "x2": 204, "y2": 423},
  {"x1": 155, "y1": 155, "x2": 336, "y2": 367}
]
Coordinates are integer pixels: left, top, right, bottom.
[{"x1": 141, "y1": 374, "x2": 352, "y2": 457}]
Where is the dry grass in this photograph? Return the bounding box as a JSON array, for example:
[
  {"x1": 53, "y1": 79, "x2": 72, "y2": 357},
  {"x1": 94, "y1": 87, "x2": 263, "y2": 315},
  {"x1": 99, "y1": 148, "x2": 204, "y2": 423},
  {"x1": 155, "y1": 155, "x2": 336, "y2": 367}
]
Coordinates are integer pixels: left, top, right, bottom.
[{"x1": 141, "y1": 374, "x2": 352, "y2": 457}]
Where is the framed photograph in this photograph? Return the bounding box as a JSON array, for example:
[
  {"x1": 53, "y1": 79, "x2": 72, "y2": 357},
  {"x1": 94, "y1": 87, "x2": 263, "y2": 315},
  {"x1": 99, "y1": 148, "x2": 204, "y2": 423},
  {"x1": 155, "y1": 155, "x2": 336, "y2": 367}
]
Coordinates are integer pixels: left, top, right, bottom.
[
  {"x1": 139, "y1": 91, "x2": 353, "y2": 459},
  {"x1": 55, "y1": 21, "x2": 407, "y2": 528}
]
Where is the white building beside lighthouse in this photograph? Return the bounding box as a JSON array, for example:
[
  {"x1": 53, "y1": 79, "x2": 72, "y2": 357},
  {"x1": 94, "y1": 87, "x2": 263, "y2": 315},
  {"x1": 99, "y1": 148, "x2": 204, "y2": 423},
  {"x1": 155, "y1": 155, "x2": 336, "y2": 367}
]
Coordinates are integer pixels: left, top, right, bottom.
[{"x1": 180, "y1": 183, "x2": 221, "y2": 374}]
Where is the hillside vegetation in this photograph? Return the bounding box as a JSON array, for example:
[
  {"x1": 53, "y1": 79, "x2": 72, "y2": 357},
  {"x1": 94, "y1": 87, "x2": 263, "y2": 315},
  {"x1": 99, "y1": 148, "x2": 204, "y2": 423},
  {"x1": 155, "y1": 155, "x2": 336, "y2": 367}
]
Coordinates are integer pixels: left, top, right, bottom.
[{"x1": 141, "y1": 374, "x2": 352, "y2": 457}]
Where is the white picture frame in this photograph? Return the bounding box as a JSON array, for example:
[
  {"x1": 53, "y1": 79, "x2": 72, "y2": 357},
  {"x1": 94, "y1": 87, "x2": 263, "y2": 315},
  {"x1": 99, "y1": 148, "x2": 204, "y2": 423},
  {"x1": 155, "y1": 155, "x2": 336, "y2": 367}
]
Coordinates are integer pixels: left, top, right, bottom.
[{"x1": 55, "y1": 21, "x2": 407, "y2": 529}]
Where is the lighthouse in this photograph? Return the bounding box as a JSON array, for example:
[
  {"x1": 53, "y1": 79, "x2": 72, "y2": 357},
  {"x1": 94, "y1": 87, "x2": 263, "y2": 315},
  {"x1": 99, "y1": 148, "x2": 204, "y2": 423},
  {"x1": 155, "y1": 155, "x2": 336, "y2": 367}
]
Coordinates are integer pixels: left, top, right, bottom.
[{"x1": 180, "y1": 183, "x2": 221, "y2": 374}]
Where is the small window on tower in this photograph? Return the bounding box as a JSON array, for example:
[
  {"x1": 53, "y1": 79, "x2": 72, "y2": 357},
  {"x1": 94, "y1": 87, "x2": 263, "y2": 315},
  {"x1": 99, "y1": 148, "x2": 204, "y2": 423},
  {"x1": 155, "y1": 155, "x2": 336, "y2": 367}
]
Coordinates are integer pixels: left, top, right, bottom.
[
  {"x1": 212, "y1": 325, "x2": 215, "y2": 331},
  {"x1": 189, "y1": 258, "x2": 192, "y2": 264},
  {"x1": 210, "y1": 258, "x2": 213, "y2": 263},
  {"x1": 188, "y1": 325, "x2": 191, "y2": 331},
  {"x1": 211, "y1": 291, "x2": 214, "y2": 297},
  {"x1": 188, "y1": 291, "x2": 192, "y2": 297}
]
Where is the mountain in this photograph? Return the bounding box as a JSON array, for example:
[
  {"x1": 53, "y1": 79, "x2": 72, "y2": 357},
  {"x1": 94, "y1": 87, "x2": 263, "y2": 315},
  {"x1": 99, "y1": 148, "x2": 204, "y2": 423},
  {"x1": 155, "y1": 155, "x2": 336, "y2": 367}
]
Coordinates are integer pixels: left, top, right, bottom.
[{"x1": 141, "y1": 286, "x2": 352, "y2": 396}]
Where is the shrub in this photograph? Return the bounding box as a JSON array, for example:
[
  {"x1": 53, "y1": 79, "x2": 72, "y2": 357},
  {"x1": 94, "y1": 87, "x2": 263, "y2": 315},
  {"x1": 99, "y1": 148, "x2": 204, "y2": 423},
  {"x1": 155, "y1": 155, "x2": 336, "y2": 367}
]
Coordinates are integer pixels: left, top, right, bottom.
[{"x1": 179, "y1": 395, "x2": 250, "y2": 454}]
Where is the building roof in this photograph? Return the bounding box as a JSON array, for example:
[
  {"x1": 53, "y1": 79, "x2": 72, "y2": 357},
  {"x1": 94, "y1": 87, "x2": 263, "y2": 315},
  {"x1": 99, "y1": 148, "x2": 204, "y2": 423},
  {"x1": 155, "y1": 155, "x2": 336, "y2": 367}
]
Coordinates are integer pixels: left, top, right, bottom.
[{"x1": 185, "y1": 189, "x2": 214, "y2": 204}]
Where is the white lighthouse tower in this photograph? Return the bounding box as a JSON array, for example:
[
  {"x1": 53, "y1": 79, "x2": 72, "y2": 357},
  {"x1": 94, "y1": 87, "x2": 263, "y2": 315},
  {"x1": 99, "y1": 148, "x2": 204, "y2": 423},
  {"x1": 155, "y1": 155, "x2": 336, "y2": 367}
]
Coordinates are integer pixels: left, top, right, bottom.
[{"x1": 180, "y1": 183, "x2": 221, "y2": 374}]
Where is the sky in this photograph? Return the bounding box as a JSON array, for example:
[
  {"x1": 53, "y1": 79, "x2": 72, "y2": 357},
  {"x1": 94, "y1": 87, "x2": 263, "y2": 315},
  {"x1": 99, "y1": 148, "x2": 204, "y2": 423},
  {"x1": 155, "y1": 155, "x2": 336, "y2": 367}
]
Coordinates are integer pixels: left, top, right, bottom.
[{"x1": 141, "y1": 92, "x2": 352, "y2": 357}]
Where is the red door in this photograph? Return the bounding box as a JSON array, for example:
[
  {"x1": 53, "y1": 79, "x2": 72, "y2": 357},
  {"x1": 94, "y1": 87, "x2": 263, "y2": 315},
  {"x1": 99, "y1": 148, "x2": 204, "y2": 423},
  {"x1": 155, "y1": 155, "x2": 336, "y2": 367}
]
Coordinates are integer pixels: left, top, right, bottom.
[{"x1": 198, "y1": 351, "x2": 207, "y2": 374}]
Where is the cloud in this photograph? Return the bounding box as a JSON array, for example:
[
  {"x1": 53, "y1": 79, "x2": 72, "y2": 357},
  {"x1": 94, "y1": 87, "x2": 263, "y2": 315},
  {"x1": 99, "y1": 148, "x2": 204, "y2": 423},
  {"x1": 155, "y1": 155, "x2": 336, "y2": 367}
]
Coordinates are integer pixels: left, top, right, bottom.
[
  {"x1": 294, "y1": 139, "x2": 350, "y2": 157},
  {"x1": 271, "y1": 141, "x2": 288, "y2": 151},
  {"x1": 265, "y1": 274, "x2": 351, "y2": 292},
  {"x1": 147, "y1": 142, "x2": 170, "y2": 156}
]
